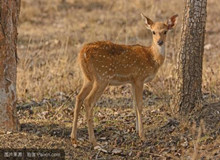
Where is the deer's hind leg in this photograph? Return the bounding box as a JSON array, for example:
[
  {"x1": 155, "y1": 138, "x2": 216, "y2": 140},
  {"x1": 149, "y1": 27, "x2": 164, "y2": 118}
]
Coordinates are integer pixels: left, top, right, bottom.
[
  {"x1": 84, "y1": 80, "x2": 108, "y2": 146},
  {"x1": 71, "y1": 78, "x2": 93, "y2": 145}
]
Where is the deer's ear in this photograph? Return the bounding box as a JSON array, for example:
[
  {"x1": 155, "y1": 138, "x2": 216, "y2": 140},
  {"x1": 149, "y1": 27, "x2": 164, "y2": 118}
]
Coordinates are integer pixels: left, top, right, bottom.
[
  {"x1": 141, "y1": 13, "x2": 154, "y2": 30},
  {"x1": 167, "y1": 14, "x2": 178, "y2": 30}
]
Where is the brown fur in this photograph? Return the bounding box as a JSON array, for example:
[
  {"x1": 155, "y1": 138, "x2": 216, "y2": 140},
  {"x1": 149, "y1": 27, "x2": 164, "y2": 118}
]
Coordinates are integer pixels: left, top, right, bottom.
[{"x1": 79, "y1": 41, "x2": 163, "y2": 84}]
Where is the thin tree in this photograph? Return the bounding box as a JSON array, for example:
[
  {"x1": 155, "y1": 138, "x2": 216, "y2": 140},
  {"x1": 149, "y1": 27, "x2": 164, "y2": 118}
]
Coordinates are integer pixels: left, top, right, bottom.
[
  {"x1": 0, "y1": 0, "x2": 20, "y2": 131},
  {"x1": 178, "y1": 0, "x2": 207, "y2": 115}
]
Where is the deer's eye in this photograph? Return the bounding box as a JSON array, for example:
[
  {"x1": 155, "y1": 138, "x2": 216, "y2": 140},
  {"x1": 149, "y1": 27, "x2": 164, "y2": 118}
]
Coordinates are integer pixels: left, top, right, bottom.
[
  {"x1": 164, "y1": 31, "x2": 167, "y2": 35},
  {"x1": 152, "y1": 31, "x2": 156, "y2": 35}
]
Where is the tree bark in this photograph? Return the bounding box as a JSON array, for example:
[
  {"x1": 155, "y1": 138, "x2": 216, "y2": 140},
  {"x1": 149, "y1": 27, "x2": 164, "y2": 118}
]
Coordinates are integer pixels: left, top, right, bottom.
[
  {"x1": 0, "y1": 0, "x2": 20, "y2": 131},
  {"x1": 178, "y1": 0, "x2": 207, "y2": 115}
]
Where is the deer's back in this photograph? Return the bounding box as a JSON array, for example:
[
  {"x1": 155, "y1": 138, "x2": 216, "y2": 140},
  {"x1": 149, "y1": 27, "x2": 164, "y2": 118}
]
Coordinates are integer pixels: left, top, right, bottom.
[{"x1": 78, "y1": 41, "x2": 158, "y2": 84}]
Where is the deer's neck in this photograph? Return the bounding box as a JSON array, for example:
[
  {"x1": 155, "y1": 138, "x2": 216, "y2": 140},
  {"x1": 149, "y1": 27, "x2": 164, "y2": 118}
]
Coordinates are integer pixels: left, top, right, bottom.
[{"x1": 150, "y1": 43, "x2": 165, "y2": 66}]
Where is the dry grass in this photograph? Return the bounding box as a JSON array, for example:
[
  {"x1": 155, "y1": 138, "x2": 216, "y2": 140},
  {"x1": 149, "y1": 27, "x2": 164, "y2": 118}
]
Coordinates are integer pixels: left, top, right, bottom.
[
  {"x1": 2, "y1": 0, "x2": 220, "y2": 159},
  {"x1": 17, "y1": 0, "x2": 185, "y2": 101},
  {"x1": 17, "y1": 0, "x2": 220, "y2": 103}
]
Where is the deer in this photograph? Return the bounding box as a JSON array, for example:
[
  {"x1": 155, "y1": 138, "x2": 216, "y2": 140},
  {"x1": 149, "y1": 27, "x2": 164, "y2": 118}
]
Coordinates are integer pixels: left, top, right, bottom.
[{"x1": 71, "y1": 13, "x2": 178, "y2": 147}]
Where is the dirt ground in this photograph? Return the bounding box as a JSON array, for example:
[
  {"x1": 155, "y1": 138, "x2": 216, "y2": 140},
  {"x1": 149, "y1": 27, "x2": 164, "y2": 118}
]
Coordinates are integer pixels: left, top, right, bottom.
[{"x1": 0, "y1": 0, "x2": 220, "y2": 159}]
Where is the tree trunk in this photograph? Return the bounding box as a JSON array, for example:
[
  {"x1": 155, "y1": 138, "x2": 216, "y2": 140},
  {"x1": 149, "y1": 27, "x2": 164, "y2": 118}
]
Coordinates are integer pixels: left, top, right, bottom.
[
  {"x1": 178, "y1": 0, "x2": 207, "y2": 115},
  {"x1": 0, "y1": 0, "x2": 20, "y2": 131}
]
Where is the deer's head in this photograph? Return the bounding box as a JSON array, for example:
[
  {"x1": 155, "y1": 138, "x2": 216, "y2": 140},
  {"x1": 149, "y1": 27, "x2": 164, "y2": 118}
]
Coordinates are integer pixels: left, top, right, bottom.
[{"x1": 141, "y1": 13, "x2": 178, "y2": 46}]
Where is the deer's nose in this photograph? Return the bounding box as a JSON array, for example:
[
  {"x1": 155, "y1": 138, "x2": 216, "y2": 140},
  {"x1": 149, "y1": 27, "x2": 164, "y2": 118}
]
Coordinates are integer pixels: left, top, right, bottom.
[{"x1": 157, "y1": 40, "x2": 163, "y2": 46}]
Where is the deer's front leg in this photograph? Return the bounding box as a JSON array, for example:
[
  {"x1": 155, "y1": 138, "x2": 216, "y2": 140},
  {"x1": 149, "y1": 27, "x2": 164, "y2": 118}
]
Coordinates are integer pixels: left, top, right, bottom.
[
  {"x1": 132, "y1": 81, "x2": 145, "y2": 141},
  {"x1": 132, "y1": 87, "x2": 139, "y2": 133}
]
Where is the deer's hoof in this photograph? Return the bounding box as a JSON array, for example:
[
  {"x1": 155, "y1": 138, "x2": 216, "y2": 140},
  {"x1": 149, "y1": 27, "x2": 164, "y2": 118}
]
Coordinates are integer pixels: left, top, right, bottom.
[
  {"x1": 71, "y1": 138, "x2": 78, "y2": 148},
  {"x1": 140, "y1": 136, "x2": 146, "y2": 141},
  {"x1": 90, "y1": 140, "x2": 98, "y2": 147}
]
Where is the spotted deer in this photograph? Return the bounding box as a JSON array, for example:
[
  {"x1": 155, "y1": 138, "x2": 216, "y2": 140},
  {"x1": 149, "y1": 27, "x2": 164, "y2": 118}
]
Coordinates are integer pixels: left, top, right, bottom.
[{"x1": 71, "y1": 13, "x2": 178, "y2": 147}]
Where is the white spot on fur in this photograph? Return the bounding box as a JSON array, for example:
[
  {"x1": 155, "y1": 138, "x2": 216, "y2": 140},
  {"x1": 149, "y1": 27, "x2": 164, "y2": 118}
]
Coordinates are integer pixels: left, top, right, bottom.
[{"x1": 84, "y1": 52, "x2": 87, "y2": 59}]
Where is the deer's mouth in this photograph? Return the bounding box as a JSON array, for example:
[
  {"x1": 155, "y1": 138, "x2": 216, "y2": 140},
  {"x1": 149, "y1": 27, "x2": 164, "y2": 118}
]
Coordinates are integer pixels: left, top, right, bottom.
[{"x1": 157, "y1": 40, "x2": 164, "y2": 46}]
